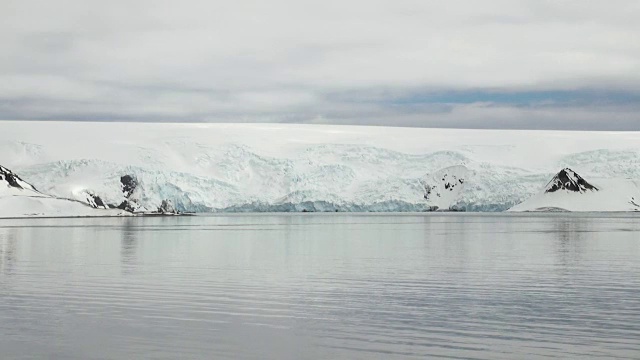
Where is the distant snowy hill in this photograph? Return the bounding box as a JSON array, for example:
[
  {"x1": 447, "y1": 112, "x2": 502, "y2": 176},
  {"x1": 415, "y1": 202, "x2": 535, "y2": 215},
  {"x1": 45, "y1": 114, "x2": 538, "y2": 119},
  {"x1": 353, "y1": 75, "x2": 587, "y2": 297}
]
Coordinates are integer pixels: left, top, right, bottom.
[
  {"x1": 1, "y1": 121, "x2": 640, "y2": 213},
  {"x1": 1, "y1": 164, "x2": 130, "y2": 218},
  {"x1": 509, "y1": 168, "x2": 640, "y2": 212}
]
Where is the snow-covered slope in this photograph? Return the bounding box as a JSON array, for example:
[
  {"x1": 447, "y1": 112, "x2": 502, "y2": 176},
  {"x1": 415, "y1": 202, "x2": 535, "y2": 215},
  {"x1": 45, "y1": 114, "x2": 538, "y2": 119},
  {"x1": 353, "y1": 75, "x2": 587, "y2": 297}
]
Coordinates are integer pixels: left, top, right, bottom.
[
  {"x1": 1, "y1": 164, "x2": 130, "y2": 218},
  {"x1": 0, "y1": 195, "x2": 133, "y2": 218},
  {"x1": 509, "y1": 168, "x2": 640, "y2": 212},
  {"x1": 1, "y1": 121, "x2": 639, "y2": 213},
  {"x1": 422, "y1": 165, "x2": 472, "y2": 211}
]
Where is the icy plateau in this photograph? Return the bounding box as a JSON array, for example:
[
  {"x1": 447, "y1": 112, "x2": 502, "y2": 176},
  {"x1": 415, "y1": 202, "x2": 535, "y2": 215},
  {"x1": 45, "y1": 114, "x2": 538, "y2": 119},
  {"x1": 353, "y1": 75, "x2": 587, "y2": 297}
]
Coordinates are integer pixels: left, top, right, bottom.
[{"x1": 1, "y1": 121, "x2": 640, "y2": 216}]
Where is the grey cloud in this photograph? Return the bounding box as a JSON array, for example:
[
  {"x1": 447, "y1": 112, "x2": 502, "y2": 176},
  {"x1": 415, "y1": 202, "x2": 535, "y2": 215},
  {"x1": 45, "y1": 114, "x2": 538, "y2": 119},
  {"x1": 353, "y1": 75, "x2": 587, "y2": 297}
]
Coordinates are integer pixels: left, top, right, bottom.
[{"x1": 1, "y1": 0, "x2": 639, "y2": 130}]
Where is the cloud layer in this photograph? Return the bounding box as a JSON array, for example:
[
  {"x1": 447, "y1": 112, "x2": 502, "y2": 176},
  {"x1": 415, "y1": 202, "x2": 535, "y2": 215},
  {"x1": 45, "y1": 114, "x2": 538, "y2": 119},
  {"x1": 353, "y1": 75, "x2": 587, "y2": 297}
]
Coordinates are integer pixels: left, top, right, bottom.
[{"x1": 2, "y1": 0, "x2": 639, "y2": 129}]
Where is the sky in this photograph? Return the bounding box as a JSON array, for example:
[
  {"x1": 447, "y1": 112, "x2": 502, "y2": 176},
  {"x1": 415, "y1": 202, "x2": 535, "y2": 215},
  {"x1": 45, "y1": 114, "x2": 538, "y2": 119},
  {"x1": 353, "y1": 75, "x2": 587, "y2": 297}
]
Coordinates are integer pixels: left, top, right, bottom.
[{"x1": 1, "y1": 0, "x2": 639, "y2": 130}]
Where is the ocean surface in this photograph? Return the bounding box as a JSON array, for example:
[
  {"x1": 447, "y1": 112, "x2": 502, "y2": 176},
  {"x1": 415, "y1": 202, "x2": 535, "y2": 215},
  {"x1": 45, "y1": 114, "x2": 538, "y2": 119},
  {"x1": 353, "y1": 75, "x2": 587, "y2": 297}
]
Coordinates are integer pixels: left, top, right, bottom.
[{"x1": 1, "y1": 214, "x2": 639, "y2": 359}]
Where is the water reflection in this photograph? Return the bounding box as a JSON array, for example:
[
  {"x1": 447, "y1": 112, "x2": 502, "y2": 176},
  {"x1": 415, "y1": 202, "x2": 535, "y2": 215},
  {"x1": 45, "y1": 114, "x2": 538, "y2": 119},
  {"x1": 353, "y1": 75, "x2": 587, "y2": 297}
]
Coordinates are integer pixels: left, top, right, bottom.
[
  {"x1": 0, "y1": 214, "x2": 639, "y2": 360},
  {"x1": 0, "y1": 229, "x2": 17, "y2": 276},
  {"x1": 552, "y1": 218, "x2": 587, "y2": 269},
  {"x1": 120, "y1": 219, "x2": 138, "y2": 274}
]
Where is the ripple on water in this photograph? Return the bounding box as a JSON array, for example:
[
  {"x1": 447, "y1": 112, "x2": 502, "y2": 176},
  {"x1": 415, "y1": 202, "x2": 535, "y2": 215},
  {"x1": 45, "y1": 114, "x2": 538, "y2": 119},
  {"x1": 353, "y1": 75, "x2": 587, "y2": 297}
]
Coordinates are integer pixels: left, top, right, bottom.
[{"x1": 0, "y1": 214, "x2": 639, "y2": 359}]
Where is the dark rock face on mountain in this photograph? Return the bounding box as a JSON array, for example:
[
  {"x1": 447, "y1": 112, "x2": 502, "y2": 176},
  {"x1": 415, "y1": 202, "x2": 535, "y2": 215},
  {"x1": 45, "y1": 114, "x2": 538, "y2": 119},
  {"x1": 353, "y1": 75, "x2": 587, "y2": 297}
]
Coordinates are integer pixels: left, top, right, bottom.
[
  {"x1": 157, "y1": 199, "x2": 178, "y2": 214},
  {"x1": 116, "y1": 200, "x2": 139, "y2": 212},
  {"x1": 0, "y1": 165, "x2": 22, "y2": 189},
  {"x1": 120, "y1": 175, "x2": 138, "y2": 198},
  {"x1": 116, "y1": 175, "x2": 140, "y2": 212},
  {"x1": 81, "y1": 190, "x2": 108, "y2": 209},
  {"x1": 545, "y1": 168, "x2": 598, "y2": 193},
  {"x1": 0, "y1": 164, "x2": 38, "y2": 192},
  {"x1": 0, "y1": 165, "x2": 39, "y2": 192}
]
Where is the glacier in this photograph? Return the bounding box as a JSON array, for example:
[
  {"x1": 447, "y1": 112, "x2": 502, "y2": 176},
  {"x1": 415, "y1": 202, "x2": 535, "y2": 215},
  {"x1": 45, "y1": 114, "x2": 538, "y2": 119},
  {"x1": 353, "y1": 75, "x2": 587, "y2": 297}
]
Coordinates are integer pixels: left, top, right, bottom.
[{"x1": 1, "y1": 121, "x2": 640, "y2": 214}]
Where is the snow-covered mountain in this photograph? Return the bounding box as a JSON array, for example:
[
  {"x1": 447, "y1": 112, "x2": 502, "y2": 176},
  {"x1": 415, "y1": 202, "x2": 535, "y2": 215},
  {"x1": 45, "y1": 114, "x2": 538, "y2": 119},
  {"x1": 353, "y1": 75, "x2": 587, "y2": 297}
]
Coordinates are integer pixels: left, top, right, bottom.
[
  {"x1": 544, "y1": 168, "x2": 598, "y2": 193},
  {"x1": 1, "y1": 121, "x2": 640, "y2": 213},
  {"x1": 1, "y1": 164, "x2": 131, "y2": 217},
  {"x1": 509, "y1": 168, "x2": 640, "y2": 212}
]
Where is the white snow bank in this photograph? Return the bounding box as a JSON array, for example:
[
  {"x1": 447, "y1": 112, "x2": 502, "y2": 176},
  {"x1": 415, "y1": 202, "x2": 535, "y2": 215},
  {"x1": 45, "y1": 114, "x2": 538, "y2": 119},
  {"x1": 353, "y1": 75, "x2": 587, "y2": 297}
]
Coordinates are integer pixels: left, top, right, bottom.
[{"x1": 0, "y1": 195, "x2": 131, "y2": 218}]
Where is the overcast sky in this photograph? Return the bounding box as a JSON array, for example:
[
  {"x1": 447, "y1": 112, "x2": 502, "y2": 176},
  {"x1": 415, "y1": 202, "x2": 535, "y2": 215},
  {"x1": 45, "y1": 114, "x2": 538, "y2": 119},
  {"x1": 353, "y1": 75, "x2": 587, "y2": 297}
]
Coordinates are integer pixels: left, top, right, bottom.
[{"x1": 2, "y1": 0, "x2": 639, "y2": 129}]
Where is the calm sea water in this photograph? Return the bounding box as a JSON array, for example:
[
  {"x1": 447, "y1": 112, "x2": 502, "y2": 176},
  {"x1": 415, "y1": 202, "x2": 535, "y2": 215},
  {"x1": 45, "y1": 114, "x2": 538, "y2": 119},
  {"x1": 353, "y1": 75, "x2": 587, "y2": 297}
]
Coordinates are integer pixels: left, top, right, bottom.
[{"x1": 1, "y1": 214, "x2": 639, "y2": 359}]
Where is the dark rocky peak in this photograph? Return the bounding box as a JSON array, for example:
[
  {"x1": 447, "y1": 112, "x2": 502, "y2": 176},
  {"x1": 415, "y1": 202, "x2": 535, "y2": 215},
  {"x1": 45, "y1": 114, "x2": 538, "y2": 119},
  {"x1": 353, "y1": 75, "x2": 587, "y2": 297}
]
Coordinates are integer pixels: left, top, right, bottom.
[
  {"x1": 0, "y1": 164, "x2": 38, "y2": 192},
  {"x1": 120, "y1": 175, "x2": 138, "y2": 198},
  {"x1": 545, "y1": 168, "x2": 598, "y2": 193}
]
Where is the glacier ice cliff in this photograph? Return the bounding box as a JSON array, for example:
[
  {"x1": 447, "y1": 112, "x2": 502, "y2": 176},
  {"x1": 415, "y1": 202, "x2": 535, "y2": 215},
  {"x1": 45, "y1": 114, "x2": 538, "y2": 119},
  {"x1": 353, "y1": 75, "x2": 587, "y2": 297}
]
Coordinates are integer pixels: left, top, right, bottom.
[{"x1": 2, "y1": 122, "x2": 640, "y2": 213}]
